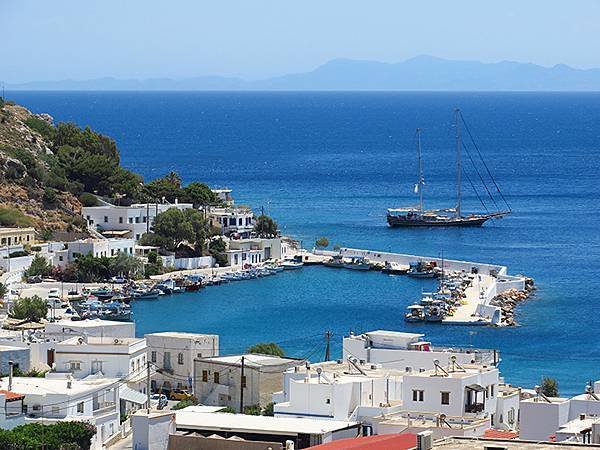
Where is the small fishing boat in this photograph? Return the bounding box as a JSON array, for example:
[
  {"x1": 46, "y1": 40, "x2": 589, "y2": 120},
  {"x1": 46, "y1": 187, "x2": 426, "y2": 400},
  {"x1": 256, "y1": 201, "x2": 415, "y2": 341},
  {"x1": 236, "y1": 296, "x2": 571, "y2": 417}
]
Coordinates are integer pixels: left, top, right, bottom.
[
  {"x1": 324, "y1": 255, "x2": 345, "y2": 268},
  {"x1": 281, "y1": 259, "x2": 304, "y2": 270},
  {"x1": 382, "y1": 261, "x2": 410, "y2": 275},
  {"x1": 89, "y1": 287, "x2": 115, "y2": 301},
  {"x1": 131, "y1": 288, "x2": 160, "y2": 299},
  {"x1": 343, "y1": 257, "x2": 371, "y2": 271},
  {"x1": 404, "y1": 304, "x2": 425, "y2": 323},
  {"x1": 407, "y1": 261, "x2": 438, "y2": 278}
]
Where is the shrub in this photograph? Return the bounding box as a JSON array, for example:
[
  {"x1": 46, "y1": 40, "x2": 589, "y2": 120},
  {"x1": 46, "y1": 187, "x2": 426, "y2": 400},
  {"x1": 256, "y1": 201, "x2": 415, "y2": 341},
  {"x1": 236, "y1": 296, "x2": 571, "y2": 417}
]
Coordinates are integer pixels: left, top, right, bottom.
[
  {"x1": 172, "y1": 397, "x2": 198, "y2": 410},
  {"x1": 9, "y1": 295, "x2": 47, "y2": 322},
  {"x1": 262, "y1": 402, "x2": 274, "y2": 416},
  {"x1": 78, "y1": 192, "x2": 99, "y2": 207},
  {"x1": 8, "y1": 250, "x2": 28, "y2": 258},
  {"x1": 42, "y1": 187, "x2": 58, "y2": 206},
  {"x1": 24, "y1": 255, "x2": 51, "y2": 278},
  {"x1": 243, "y1": 404, "x2": 262, "y2": 415},
  {"x1": 247, "y1": 342, "x2": 285, "y2": 357},
  {"x1": 0, "y1": 207, "x2": 33, "y2": 227},
  {"x1": 25, "y1": 116, "x2": 57, "y2": 141}
]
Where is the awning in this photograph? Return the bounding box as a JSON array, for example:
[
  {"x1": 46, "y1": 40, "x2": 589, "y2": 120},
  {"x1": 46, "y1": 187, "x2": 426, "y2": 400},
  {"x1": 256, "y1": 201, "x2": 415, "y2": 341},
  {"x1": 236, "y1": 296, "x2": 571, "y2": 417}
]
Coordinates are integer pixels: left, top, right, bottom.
[
  {"x1": 120, "y1": 386, "x2": 147, "y2": 405},
  {"x1": 466, "y1": 384, "x2": 486, "y2": 392}
]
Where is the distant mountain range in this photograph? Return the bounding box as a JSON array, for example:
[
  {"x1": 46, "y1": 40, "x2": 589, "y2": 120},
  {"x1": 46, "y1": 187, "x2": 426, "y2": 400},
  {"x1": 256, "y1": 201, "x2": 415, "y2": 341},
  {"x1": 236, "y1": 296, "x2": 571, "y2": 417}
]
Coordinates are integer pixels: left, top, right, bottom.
[{"x1": 9, "y1": 56, "x2": 600, "y2": 91}]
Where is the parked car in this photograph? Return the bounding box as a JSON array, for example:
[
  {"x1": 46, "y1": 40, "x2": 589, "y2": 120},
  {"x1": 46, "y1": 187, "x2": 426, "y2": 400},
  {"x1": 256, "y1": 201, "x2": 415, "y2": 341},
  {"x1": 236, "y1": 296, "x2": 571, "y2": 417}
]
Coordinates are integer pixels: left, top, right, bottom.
[
  {"x1": 150, "y1": 393, "x2": 168, "y2": 409},
  {"x1": 47, "y1": 288, "x2": 61, "y2": 298},
  {"x1": 27, "y1": 275, "x2": 42, "y2": 284},
  {"x1": 169, "y1": 389, "x2": 193, "y2": 401},
  {"x1": 110, "y1": 276, "x2": 127, "y2": 284},
  {"x1": 46, "y1": 298, "x2": 68, "y2": 308}
]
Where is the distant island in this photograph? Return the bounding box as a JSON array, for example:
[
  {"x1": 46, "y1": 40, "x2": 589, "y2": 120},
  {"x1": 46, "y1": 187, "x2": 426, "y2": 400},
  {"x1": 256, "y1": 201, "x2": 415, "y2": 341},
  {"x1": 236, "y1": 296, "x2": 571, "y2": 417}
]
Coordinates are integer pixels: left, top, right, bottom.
[{"x1": 8, "y1": 55, "x2": 600, "y2": 91}]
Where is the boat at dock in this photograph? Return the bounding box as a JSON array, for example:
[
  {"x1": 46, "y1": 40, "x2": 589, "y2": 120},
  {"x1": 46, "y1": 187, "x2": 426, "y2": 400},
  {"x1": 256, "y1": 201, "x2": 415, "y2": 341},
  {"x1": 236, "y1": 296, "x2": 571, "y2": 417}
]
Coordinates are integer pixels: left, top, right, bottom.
[
  {"x1": 382, "y1": 261, "x2": 410, "y2": 275},
  {"x1": 281, "y1": 259, "x2": 304, "y2": 270},
  {"x1": 342, "y1": 256, "x2": 371, "y2": 271},
  {"x1": 387, "y1": 110, "x2": 511, "y2": 228},
  {"x1": 407, "y1": 261, "x2": 438, "y2": 278}
]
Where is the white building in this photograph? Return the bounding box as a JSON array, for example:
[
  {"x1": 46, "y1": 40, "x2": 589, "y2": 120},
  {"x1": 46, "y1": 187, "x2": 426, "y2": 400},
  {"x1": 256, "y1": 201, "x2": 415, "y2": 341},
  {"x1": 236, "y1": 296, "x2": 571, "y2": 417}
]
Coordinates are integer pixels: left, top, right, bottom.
[
  {"x1": 519, "y1": 381, "x2": 600, "y2": 442},
  {"x1": 343, "y1": 330, "x2": 497, "y2": 372},
  {"x1": 194, "y1": 354, "x2": 304, "y2": 412},
  {"x1": 226, "y1": 237, "x2": 291, "y2": 267},
  {"x1": 211, "y1": 188, "x2": 234, "y2": 206},
  {"x1": 273, "y1": 359, "x2": 404, "y2": 422},
  {"x1": 45, "y1": 319, "x2": 136, "y2": 340},
  {"x1": 82, "y1": 201, "x2": 192, "y2": 241},
  {"x1": 53, "y1": 336, "x2": 149, "y2": 415},
  {"x1": 145, "y1": 332, "x2": 219, "y2": 394},
  {"x1": 208, "y1": 206, "x2": 255, "y2": 238},
  {"x1": 401, "y1": 362, "x2": 500, "y2": 419},
  {"x1": 0, "y1": 373, "x2": 120, "y2": 449},
  {"x1": 50, "y1": 238, "x2": 135, "y2": 268}
]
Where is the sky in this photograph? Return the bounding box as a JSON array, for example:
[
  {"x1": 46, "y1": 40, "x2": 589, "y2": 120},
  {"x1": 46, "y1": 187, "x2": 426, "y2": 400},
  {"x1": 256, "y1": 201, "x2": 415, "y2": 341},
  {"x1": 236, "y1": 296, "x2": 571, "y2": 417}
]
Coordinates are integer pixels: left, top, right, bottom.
[{"x1": 2, "y1": 0, "x2": 600, "y2": 83}]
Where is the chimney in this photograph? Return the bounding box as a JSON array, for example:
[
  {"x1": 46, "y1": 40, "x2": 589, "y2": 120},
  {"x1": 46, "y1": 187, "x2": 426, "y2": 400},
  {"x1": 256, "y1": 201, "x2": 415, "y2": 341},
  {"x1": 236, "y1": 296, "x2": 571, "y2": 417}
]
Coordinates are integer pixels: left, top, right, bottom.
[{"x1": 8, "y1": 361, "x2": 13, "y2": 392}]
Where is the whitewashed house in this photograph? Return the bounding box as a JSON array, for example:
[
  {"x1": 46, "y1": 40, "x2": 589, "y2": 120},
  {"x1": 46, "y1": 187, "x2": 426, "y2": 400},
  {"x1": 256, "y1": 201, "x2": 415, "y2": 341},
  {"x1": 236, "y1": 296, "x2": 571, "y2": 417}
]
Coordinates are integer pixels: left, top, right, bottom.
[
  {"x1": 145, "y1": 332, "x2": 219, "y2": 394},
  {"x1": 49, "y1": 238, "x2": 135, "y2": 268},
  {"x1": 273, "y1": 359, "x2": 404, "y2": 422},
  {"x1": 194, "y1": 354, "x2": 304, "y2": 412},
  {"x1": 208, "y1": 206, "x2": 255, "y2": 238},
  {"x1": 0, "y1": 373, "x2": 120, "y2": 449},
  {"x1": 53, "y1": 336, "x2": 150, "y2": 415},
  {"x1": 343, "y1": 330, "x2": 497, "y2": 372},
  {"x1": 82, "y1": 201, "x2": 192, "y2": 241},
  {"x1": 226, "y1": 237, "x2": 289, "y2": 267}
]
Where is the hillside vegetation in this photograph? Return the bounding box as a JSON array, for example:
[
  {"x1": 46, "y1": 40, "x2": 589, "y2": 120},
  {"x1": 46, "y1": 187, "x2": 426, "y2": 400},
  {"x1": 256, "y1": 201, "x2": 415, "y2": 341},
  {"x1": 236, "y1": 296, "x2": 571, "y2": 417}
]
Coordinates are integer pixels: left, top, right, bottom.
[{"x1": 0, "y1": 98, "x2": 219, "y2": 236}]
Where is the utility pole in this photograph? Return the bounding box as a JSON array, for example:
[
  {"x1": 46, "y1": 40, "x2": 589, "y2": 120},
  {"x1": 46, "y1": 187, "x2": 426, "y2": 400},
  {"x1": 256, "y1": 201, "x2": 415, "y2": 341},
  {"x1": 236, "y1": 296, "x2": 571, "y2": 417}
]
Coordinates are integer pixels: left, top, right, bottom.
[
  {"x1": 325, "y1": 331, "x2": 331, "y2": 361},
  {"x1": 146, "y1": 361, "x2": 151, "y2": 413},
  {"x1": 239, "y1": 356, "x2": 245, "y2": 413}
]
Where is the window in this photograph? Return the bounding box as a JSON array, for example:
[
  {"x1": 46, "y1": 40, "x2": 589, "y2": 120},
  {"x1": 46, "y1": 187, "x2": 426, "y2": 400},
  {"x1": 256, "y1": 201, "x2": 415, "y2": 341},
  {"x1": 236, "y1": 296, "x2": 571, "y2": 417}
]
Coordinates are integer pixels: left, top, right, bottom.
[
  {"x1": 197, "y1": 353, "x2": 202, "y2": 359},
  {"x1": 441, "y1": 391, "x2": 450, "y2": 405},
  {"x1": 104, "y1": 216, "x2": 108, "y2": 223},
  {"x1": 326, "y1": 398, "x2": 331, "y2": 404},
  {"x1": 135, "y1": 217, "x2": 140, "y2": 223},
  {"x1": 119, "y1": 217, "x2": 123, "y2": 224},
  {"x1": 151, "y1": 380, "x2": 157, "y2": 391},
  {"x1": 241, "y1": 375, "x2": 247, "y2": 388},
  {"x1": 412, "y1": 390, "x2": 424, "y2": 402},
  {"x1": 164, "y1": 352, "x2": 171, "y2": 370},
  {"x1": 151, "y1": 351, "x2": 156, "y2": 363},
  {"x1": 490, "y1": 384, "x2": 495, "y2": 397},
  {"x1": 128, "y1": 217, "x2": 133, "y2": 224},
  {"x1": 214, "y1": 372, "x2": 220, "y2": 384},
  {"x1": 142, "y1": 355, "x2": 146, "y2": 365},
  {"x1": 131, "y1": 361, "x2": 135, "y2": 373},
  {"x1": 178, "y1": 353, "x2": 184, "y2": 365},
  {"x1": 202, "y1": 370, "x2": 208, "y2": 382},
  {"x1": 70, "y1": 362, "x2": 81, "y2": 371},
  {"x1": 59, "y1": 256, "x2": 63, "y2": 261},
  {"x1": 77, "y1": 402, "x2": 84, "y2": 413}
]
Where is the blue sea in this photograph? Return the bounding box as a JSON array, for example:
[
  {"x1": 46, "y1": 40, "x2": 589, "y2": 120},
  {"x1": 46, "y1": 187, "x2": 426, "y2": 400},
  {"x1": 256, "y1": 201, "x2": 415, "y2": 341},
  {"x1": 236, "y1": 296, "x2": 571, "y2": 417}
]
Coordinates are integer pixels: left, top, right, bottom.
[{"x1": 10, "y1": 91, "x2": 600, "y2": 395}]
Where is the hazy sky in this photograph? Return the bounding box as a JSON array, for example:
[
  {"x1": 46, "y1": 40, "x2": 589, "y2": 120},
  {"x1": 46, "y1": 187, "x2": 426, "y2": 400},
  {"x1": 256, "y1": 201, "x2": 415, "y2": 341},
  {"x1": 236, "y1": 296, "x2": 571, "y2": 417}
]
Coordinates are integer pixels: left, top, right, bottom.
[{"x1": 3, "y1": 0, "x2": 600, "y2": 82}]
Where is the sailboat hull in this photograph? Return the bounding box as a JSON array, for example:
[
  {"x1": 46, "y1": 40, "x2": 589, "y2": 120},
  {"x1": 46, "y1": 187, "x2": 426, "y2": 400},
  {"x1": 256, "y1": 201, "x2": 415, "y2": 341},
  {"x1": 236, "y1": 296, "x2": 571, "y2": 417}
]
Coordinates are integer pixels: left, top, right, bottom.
[{"x1": 387, "y1": 214, "x2": 491, "y2": 227}]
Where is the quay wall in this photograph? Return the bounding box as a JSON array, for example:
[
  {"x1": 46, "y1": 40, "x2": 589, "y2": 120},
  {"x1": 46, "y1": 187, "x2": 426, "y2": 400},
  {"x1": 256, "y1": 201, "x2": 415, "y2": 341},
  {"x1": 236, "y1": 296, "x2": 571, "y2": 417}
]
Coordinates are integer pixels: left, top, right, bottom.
[{"x1": 317, "y1": 248, "x2": 508, "y2": 276}]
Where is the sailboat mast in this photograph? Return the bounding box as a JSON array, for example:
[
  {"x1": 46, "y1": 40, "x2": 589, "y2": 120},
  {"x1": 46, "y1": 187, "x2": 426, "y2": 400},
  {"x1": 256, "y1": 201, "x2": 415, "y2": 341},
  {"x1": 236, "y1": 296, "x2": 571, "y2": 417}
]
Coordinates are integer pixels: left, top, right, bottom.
[
  {"x1": 455, "y1": 108, "x2": 462, "y2": 218},
  {"x1": 416, "y1": 128, "x2": 424, "y2": 214}
]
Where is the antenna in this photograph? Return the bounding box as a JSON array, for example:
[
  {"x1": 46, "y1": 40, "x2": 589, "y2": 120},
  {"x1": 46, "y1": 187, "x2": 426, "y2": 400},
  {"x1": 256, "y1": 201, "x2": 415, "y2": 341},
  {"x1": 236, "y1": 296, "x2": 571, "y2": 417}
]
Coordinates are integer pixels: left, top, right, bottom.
[
  {"x1": 585, "y1": 385, "x2": 600, "y2": 401},
  {"x1": 534, "y1": 385, "x2": 552, "y2": 403}
]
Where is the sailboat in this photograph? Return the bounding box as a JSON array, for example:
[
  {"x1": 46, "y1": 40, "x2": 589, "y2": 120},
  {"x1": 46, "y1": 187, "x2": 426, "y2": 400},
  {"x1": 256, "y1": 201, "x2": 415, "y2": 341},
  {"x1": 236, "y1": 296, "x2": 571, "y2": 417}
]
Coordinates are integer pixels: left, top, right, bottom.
[{"x1": 387, "y1": 109, "x2": 510, "y2": 227}]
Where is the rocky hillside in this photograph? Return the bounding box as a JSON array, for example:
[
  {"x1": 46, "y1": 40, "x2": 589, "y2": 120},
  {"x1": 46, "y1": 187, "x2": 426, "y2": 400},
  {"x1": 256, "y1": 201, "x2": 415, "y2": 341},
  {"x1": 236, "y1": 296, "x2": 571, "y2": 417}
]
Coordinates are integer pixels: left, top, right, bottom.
[{"x1": 0, "y1": 100, "x2": 84, "y2": 234}]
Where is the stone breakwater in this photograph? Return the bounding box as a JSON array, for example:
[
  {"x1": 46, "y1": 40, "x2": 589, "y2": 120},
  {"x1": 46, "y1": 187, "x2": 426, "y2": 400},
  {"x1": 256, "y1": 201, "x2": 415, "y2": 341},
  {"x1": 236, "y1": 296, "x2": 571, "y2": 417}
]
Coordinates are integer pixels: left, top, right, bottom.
[{"x1": 491, "y1": 278, "x2": 536, "y2": 326}]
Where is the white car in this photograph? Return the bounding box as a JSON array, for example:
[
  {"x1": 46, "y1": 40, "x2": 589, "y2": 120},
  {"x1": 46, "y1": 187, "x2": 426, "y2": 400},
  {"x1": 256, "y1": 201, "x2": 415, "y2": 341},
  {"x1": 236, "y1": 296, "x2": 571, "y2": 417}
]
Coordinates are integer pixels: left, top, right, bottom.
[
  {"x1": 47, "y1": 288, "x2": 61, "y2": 299},
  {"x1": 150, "y1": 393, "x2": 168, "y2": 409}
]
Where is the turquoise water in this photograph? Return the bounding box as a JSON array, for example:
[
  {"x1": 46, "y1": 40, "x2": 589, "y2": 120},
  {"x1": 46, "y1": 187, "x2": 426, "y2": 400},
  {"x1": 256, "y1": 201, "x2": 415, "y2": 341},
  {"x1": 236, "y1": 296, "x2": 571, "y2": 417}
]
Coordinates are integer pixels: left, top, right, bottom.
[{"x1": 10, "y1": 91, "x2": 600, "y2": 394}]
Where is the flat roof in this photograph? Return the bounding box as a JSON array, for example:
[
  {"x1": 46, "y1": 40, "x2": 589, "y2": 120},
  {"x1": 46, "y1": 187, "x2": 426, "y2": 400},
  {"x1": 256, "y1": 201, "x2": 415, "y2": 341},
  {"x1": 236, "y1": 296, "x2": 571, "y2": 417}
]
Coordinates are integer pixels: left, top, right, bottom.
[
  {"x1": 175, "y1": 411, "x2": 357, "y2": 436},
  {"x1": 365, "y1": 330, "x2": 425, "y2": 339},
  {"x1": 58, "y1": 336, "x2": 144, "y2": 347},
  {"x1": 0, "y1": 227, "x2": 34, "y2": 233},
  {"x1": 407, "y1": 364, "x2": 497, "y2": 379},
  {"x1": 292, "y1": 360, "x2": 406, "y2": 380},
  {"x1": 433, "y1": 437, "x2": 600, "y2": 449},
  {"x1": 146, "y1": 332, "x2": 218, "y2": 339},
  {"x1": 199, "y1": 354, "x2": 301, "y2": 368},
  {"x1": 0, "y1": 376, "x2": 118, "y2": 397},
  {"x1": 48, "y1": 319, "x2": 134, "y2": 328}
]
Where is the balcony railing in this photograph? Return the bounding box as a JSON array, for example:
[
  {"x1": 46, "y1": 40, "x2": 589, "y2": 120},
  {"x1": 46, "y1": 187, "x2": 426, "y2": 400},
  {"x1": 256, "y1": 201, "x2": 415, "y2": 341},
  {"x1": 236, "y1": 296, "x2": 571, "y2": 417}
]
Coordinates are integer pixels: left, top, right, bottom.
[
  {"x1": 464, "y1": 403, "x2": 485, "y2": 413},
  {"x1": 93, "y1": 401, "x2": 117, "y2": 417}
]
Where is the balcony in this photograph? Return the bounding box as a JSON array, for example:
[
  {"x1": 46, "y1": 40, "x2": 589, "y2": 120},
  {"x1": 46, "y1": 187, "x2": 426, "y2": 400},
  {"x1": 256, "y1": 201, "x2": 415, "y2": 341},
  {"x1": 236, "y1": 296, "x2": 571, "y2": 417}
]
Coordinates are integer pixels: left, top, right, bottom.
[
  {"x1": 464, "y1": 403, "x2": 485, "y2": 413},
  {"x1": 93, "y1": 401, "x2": 117, "y2": 417}
]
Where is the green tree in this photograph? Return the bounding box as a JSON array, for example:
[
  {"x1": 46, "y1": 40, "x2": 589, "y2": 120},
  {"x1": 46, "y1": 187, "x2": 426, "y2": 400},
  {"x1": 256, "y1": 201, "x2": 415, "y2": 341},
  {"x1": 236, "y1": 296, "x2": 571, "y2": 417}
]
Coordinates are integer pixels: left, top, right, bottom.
[
  {"x1": 315, "y1": 237, "x2": 329, "y2": 249},
  {"x1": 541, "y1": 377, "x2": 559, "y2": 397},
  {"x1": 247, "y1": 342, "x2": 285, "y2": 357},
  {"x1": 108, "y1": 252, "x2": 143, "y2": 278},
  {"x1": 152, "y1": 209, "x2": 194, "y2": 251},
  {"x1": 253, "y1": 214, "x2": 278, "y2": 238},
  {"x1": 9, "y1": 296, "x2": 47, "y2": 322},
  {"x1": 75, "y1": 254, "x2": 111, "y2": 282},
  {"x1": 0, "y1": 283, "x2": 7, "y2": 299},
  {"x1": 109, "y1": 167, "x2": 143, "y2": 201},
  {"x1": 184, "y1": 208, "x2": 210, "y2": 253},
  {"x1": 141, "y1": 172, "x2": 183, "y2": 203},
  {"x1": 147, "y1": 250, "x2": 159, "y2": 264},
  {"x1": 24, "y1": 255, "x2": 51, "y2": 278},
  {"x1": 182, "y1": 182, "x2": 218, "y2": 207},
  {"x1": 79, "y1": 192, "x2": 99, "y2": 207}
]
